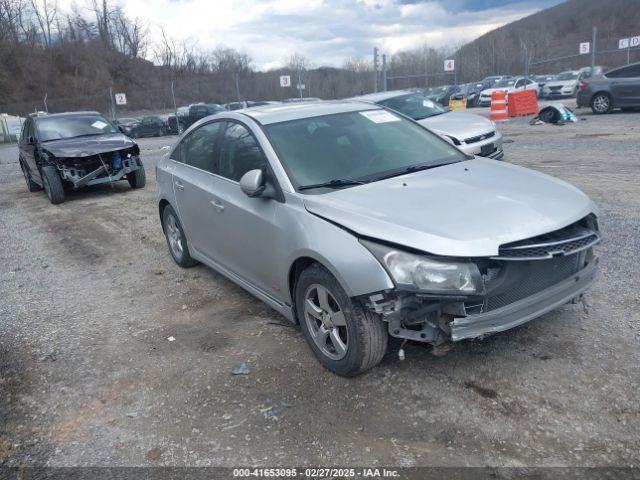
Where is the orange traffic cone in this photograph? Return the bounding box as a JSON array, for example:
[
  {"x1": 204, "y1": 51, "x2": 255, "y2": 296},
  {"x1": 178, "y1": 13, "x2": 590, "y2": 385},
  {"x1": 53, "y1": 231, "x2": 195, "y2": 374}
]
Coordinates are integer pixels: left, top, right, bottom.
[{"x1": 490, "y1": 90, "x2": 508, "y2": 122}]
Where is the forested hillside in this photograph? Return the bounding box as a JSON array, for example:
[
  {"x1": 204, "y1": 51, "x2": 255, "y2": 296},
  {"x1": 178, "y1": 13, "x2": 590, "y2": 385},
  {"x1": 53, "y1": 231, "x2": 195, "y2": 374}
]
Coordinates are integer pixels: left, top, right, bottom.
[{"x1": 1, "y1": 0, "x2": 639, "y2": 115}]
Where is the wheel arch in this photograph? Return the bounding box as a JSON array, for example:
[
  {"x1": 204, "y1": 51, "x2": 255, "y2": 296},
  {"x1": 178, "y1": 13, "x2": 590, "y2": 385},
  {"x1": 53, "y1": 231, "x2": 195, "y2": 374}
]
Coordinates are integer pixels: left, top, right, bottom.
[
  {"x1": 286, "y1": 247, "x2": 393, "y2": 323},
  {"x1": 158, "y1": 198, "x2": 171, "y2": 231}
]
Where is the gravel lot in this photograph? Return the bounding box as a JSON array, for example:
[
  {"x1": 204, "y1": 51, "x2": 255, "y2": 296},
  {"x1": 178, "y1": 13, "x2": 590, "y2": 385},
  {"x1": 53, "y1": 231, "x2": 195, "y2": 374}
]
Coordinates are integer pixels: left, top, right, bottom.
[{"x1": 0, "y1": 106, "x2": 639, "y2": 468}]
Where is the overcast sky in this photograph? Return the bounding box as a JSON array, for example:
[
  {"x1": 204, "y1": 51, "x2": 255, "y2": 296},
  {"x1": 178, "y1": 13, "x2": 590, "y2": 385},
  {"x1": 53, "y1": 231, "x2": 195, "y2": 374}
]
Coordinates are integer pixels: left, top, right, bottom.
[{"x1": 115, "y1": 0, "x2": 563, "y2": 69}]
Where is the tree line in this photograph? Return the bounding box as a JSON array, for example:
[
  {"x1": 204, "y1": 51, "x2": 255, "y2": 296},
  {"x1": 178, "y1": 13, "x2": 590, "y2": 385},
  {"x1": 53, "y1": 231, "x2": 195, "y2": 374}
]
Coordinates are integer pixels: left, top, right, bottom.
[{"x1": 1, "y1": 0, "x2": 638, "y2": 115}]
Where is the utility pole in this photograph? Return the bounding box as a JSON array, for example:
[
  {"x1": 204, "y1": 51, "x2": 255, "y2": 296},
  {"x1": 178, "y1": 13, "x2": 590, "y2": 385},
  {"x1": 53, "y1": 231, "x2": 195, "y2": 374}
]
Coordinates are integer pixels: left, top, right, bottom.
[
  {"x1": 523, "y1": 44, "x2": 529, "y2": 77},
  {"x1": 424, "y1": 50, "x2": 428, "y2": 87},
  {"x1": 591, "y1": 26, "x2": 597, "y2": 76},
  {"x1": 235, "y1": 72, "x2": 241, "y2": 103},
  {"x1": 373, "y1": 47, "x2": 379, "y2": 93},
  {"x1": 108, "y1": 86, "x2": 116, "y2": 121},
  {"x1": 297, "y1": 67, "x2": 303, "y2": 100},
  {"x1": 171, "y1": 81, "x2": 180, "y2": 134},
  {"x1": 43, "y1": 93, "x2": 48, "y2": 113},
  {"x1": 382, "y1": 54, "x2": 387, "y2": 92}
]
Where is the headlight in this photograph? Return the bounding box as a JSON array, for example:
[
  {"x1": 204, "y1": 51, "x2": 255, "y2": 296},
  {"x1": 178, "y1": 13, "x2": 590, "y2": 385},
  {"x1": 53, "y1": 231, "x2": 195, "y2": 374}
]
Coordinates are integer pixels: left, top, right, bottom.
[{"x1": 361, "y1": 240, "x2": 483, "y2": 294}]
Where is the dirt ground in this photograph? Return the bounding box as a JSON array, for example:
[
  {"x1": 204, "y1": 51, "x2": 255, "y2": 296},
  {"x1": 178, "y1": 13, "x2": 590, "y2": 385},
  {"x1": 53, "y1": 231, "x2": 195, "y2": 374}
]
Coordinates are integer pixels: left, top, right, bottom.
[{"x1": 0, "y1": 106, "x2": 639, "y2": 468}]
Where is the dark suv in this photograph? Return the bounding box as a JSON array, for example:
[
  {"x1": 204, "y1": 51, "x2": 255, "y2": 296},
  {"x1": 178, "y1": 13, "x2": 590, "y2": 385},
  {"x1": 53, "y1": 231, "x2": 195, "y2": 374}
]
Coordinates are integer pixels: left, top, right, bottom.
[
  {"x1": 18, "y1": 111, "x2": 145, "y2": 204},
  {"x1": 577, "y1": 62, "x2": 640, "y2": 114}
]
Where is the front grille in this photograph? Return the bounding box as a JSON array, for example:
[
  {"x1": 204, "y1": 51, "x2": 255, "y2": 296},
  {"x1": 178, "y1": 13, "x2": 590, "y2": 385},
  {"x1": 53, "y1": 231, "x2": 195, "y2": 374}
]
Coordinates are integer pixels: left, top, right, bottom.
[
  {"x1": 493, "y1": 221, "x2": 600, "y2": 260},
  {"x1": 549, "y1": 86, "x2": 562, "y2": 91},
  {"x1": 484, "y1": 254, "x2": 582, "y2": 311},
  {"x1": 464, "y1": 130, "x2": 496, "y2": 145}
]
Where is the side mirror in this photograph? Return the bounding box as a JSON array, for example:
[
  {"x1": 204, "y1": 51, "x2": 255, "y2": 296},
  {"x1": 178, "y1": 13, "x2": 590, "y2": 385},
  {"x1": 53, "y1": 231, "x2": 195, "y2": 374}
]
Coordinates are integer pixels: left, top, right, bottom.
[
  {"x1": 239, "y1": 169, "x2": 265, "y2": 197},
  {"x1": 117, "y1": 125, "x2": 127, "y2": 135}
]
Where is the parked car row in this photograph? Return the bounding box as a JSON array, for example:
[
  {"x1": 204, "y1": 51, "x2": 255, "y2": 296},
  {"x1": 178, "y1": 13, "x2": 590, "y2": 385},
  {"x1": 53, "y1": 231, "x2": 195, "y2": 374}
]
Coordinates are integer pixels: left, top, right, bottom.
[{"x1": 425, "y1": 66, "x2": 615, "y2": 109}]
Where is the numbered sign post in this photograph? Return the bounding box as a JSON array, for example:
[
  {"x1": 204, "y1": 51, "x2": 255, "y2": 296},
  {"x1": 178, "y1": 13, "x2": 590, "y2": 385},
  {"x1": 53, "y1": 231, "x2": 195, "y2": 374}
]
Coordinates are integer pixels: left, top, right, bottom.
[
  {"x1": 579, "y1": 42, "x2": 590, "y2": 55},
  {"x1": 115, "y1": 93, "x2": 127, "y2": 105},
  {"x1": 630, "y1": 36, "x2": 640, "y2": 48},
  {"x1": 444, "y1": 59, "x2": 455, "y2": 72},
  {"x1": 619, "y1": 38, "x2": 630, "y2": 49},
  {"x1": 279, "y1": 75, "x2": 291, "y2": 88}
]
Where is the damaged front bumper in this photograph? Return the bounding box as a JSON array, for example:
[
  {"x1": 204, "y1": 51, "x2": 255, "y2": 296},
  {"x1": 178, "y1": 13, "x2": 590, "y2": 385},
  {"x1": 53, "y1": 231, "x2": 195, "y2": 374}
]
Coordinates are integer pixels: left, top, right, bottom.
[
  {"x1": 450, "y1": 257, "x2": 598, "y2": 341},
  {"x1": 58, "y1": 153, "x2": 142, "y2": 189}
]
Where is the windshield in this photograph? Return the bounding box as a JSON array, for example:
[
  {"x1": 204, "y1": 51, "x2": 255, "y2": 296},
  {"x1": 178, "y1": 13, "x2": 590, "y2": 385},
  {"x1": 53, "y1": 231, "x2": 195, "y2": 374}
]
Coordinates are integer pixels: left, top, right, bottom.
[
  {"x1": 555, "y1": 71, "x2": 579, "y2": 81},
  {"x1": 377, "y1": 93, "x2": 448, "y2": 121},
  {"x1": 264, "y1": 109, "x2": 467, "y2": 191},
  {"x1": 494, "y1": 79, "x2": 516, "y2": 88},
  {"x1": 37, "y1": 115, "x2": 118, "y2": 141}
]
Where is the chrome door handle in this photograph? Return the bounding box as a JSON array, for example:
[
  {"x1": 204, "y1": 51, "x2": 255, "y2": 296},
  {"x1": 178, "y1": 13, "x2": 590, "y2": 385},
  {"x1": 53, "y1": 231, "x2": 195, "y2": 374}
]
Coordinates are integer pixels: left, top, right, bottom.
[
  {"x1": 210, "y1": 199, "x2": 225, "y2": 212},
  {"x1": 174, "y1": 181, "x2": 184, "y2": 191}
]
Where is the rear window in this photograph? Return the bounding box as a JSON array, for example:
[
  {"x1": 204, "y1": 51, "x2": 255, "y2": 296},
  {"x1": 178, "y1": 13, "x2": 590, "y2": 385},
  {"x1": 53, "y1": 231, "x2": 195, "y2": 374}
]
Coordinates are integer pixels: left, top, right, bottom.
[{"x1": 606, "y1": 64, "x2": 640, "y2": 78}]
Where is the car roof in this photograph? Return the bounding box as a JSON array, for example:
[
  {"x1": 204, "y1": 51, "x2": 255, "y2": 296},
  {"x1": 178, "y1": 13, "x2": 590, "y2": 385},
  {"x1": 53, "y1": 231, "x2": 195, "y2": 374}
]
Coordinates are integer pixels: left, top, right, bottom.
[
  {"x1": 349, "y1": 89, "x2": 421, "y2": 103},
  {"x1": 31, "y1": 111, "x2": 101, "y2": 120},
  {"x1": 241, "y1": 100, "x2": 380, "y2": 125}
]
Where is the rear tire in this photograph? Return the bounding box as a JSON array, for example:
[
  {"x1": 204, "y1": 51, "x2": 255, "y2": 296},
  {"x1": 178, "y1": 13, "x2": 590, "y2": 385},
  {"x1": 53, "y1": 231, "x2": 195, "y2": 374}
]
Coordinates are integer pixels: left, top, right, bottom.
[
  {"x1": 41, "y1": 165, "x2": 65, "y2": 204},
  {"x1": 20, "y1": 161, "x2": 41, "y2": 192},
  {"x1": 295, "y1": 264, "x2": 388, "y2": 376},
  {"x1": 127, "y1": 165, "x2": 146, "y2": 189},
  {"x1": 162, "y1": 205, "x2": 198, "y2": 268},
  {"x1": 591, "y1": 93, "x2": 613, "y2": 114}
]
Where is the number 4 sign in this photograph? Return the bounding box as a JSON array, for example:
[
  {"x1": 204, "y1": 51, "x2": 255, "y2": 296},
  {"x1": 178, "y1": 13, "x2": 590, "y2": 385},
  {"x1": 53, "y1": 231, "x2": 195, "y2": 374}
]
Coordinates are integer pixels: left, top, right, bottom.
[{"x1": 444, "y1": 59, "x2": 455, "y2": 72}]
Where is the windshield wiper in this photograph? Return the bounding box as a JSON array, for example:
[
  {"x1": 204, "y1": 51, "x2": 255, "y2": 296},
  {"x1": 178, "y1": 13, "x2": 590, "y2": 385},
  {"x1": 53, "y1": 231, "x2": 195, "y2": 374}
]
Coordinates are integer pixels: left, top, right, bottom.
[
  {"x1": 370, "y1": 162, "x2": 458, "y2": 182},
  {"x1": 298, "y1": 178, "x2": 367, "y2": 191}
]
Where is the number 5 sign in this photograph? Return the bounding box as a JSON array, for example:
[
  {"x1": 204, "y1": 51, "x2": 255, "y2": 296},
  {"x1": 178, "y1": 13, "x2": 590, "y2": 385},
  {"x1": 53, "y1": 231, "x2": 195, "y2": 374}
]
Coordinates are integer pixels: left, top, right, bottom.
[
  {"x1": 114, "y1": 93, "x2": 127, "y2": 105},
  {"x1": 579, "y1": 42, "x2": 590, "y2": 54},
  {"x1": 444, "y1": 59, "x2": 455, "y2": 72}
]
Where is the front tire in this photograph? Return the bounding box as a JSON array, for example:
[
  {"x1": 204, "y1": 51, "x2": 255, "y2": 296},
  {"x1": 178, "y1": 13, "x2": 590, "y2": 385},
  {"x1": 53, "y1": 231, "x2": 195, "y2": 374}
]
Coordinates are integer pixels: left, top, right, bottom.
[
  {"x1": 41, "y1": 165, "x2": 65, "y2": 204},
  {"x1": 591, "y1": 93, "x2": 613, "y2": 114},
  {"x1": 127, "y1": 165, "x2": 146, "y2": 189},
  {"x1": 162, "y1": 205, "x2": 198, "y2": 268},
  {"x1": 295, "y1": 264, "x2": 388, "y2": 376}
]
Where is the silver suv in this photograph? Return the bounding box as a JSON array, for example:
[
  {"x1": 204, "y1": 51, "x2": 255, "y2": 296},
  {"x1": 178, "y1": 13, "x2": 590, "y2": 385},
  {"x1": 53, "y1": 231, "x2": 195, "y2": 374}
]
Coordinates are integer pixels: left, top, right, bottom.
[{"x1": 156, "y1": 101, "x2": 600, "y2": 376}]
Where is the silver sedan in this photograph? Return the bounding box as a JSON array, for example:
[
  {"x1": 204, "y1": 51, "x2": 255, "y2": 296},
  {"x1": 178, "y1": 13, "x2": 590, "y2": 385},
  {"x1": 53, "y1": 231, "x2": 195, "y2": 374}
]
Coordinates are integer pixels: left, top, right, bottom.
[
  {"x1": 156, "y1": 101, "x2": 599, "y2": 376},
  {"x1": 351, "y1": 90, "x2": 503, "y2": 159}
]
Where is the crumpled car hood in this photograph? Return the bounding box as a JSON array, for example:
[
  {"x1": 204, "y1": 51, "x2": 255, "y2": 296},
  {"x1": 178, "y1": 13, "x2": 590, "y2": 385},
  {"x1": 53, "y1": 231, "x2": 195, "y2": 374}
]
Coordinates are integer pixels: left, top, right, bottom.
[
  {"x1": 303, "y1": 158, "x2": 595, "y2": 257},
  {"x1": 41, "y1": 134, "x2": 138, "y2": 157},
  {"x1": 419, "y1": 112, "x2": 494, "y2": 141}
]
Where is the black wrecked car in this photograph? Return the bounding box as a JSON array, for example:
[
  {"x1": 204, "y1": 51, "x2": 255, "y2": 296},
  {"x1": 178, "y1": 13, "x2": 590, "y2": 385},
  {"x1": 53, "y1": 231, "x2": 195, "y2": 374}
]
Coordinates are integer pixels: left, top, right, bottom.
[
  {"x1": 131, "y1": 116, "x2": 167, "y2": 138},
  {"x1": 18, "y1": 111, "x2": 145, "y2": 204}
]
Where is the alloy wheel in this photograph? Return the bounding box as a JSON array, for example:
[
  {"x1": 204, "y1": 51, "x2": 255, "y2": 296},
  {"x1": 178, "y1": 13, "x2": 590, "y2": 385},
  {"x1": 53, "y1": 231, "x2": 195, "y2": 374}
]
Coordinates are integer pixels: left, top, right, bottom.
[
  {"x1": 303, "y1": 284, "x2": 348, "y2": 360},
  {"x1": 593, "y1": 95, "x2": 610, "y2": 113},
  {"x1": 166, "y1": 213, "x2": 184, "y2": 259}
]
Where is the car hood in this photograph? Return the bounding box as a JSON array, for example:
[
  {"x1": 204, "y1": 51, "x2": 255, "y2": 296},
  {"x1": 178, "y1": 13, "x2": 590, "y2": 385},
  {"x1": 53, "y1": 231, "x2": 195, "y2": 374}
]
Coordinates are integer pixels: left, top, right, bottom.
[
  {"x1": 418, "y1": 112, "x2": 494, "y2": 141},
  {"x1": 41, "y1": 134, "x2": 138, "y2": 157},
  {"x1": 545, "y1": 80, "x2": 577, "y2": 88},
  {"x1": 303, "y1": 158, "x2": 595, "y2": 257}
]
